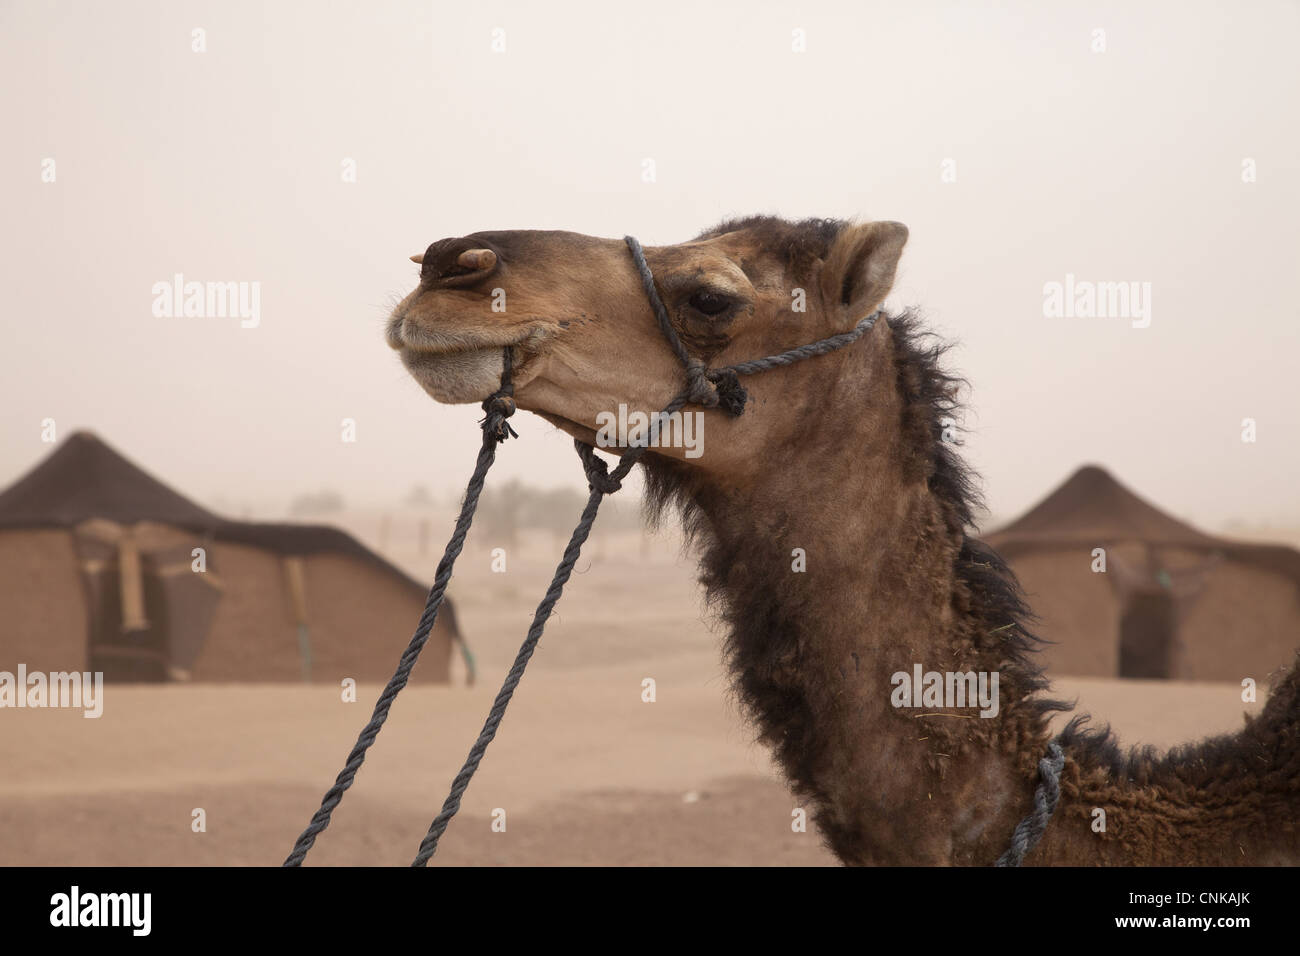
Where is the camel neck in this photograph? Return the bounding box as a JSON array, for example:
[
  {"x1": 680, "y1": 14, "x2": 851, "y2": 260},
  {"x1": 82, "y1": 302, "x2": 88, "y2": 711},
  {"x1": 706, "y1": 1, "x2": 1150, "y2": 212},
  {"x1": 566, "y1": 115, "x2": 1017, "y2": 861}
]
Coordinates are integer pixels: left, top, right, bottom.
[
  {"x1": 644, "y1": 313, "x2": 1298, "y2": 866},
  {"x1": 654, "y1": 320, "x2": 1056, "y2": 863}
]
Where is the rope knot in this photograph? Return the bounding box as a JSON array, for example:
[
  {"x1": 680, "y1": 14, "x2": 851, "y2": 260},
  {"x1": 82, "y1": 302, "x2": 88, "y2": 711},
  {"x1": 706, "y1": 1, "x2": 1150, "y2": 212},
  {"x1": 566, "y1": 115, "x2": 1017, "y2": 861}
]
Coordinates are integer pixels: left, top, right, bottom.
[
  {"x1": 479, "y1": 389, "x2": 518, "y2": 442},
  {"x1": 683, "y1": 358, "x2": 717, "y2": 407},
  {"x1": 683, "y1": 360, "x2": 749, "y2": 416},
  {"x1": 576, "y1": 443, "x2": 623, "y2": 495},
  {"x1": 706, "y1": 367, "x2": 748, "y2": 417}
]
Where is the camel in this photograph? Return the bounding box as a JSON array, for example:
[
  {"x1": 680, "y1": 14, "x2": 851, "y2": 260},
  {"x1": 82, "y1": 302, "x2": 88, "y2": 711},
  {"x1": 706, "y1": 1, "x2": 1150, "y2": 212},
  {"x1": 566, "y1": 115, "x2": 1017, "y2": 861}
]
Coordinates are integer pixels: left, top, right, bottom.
[{"x1": 386, "y1": 217, "x2": 1300, "y2": 865}]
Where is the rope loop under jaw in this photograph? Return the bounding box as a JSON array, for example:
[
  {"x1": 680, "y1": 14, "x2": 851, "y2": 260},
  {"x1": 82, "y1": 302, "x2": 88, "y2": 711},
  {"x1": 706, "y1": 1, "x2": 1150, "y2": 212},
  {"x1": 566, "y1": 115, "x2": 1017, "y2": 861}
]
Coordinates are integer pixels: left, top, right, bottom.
[
  {"x1": 478, "y1": 346, "x2": 519, "y2": 442},
  {"x1": 575, "y1": 442, "x2": 624, "y2": 495}
]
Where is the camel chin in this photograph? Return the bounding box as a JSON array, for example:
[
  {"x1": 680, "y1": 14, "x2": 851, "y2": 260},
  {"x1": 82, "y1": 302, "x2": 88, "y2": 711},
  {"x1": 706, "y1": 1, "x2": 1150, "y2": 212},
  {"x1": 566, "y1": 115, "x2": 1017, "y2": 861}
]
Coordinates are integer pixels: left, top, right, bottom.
[{"x1": 399, "y1": 347, "x2": 505, "y2": 405}]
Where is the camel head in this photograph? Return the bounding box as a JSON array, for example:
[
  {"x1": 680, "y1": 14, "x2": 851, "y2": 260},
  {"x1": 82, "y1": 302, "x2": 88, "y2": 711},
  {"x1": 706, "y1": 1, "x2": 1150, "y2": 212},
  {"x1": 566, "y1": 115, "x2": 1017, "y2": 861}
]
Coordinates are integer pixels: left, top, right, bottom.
[{"x1": 387, "y1": 217, "x2": 908, "y2": 474}]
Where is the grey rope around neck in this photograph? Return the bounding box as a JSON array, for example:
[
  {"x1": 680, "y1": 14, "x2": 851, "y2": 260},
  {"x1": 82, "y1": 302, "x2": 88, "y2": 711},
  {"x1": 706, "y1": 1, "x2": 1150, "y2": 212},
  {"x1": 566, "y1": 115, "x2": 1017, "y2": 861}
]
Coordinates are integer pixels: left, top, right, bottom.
[
  {"x1": 286, "y1": 232, "x2": 1064, "y2": 867},
  {"x1": 995, "y1": 739, "x2": 1065, "y2": 866}
]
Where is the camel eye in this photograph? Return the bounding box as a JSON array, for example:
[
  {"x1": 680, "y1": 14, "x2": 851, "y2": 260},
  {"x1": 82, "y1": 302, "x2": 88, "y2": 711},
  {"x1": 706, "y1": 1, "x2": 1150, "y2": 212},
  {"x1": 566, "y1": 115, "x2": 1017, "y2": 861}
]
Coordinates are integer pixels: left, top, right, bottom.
[{"x1": 688, "y1": 290, "x2": 732, "y2": 316}]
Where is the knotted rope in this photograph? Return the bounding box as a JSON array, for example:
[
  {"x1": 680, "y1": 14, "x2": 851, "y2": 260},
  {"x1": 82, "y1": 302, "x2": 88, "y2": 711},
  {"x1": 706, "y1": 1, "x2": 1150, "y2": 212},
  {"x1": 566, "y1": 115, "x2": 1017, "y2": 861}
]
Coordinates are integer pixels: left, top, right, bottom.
[
  {"x1": 282, "y1": 349, "x2": 520, "y2": 867},
  {"x1": 285, "y1": 236, "x2": 881, "y2": 866},
  {"x1": 994, "y1": 739, "x2": 1066, "y2": 867},
  {"x1": 478, "y1": 348, "x2": 518, "y2": 441},
  {"x1": 623, "y1": 235, "x2": 877, "y2": 416}
]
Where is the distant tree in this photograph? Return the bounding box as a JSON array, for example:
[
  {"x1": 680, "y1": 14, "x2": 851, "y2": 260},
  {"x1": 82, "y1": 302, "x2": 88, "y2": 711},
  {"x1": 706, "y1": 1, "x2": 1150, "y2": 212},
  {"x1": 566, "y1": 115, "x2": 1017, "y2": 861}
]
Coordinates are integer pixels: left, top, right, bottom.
[
  {"x1": 520, "y1": 486, "x2": 588, "y2": 534},
  {"x1": 477, "y1": 479, "x2": 522, "y2": 549},
  {"x1": 474, "y1": 480, "x2": 651, "y2": 543},
  {"x1": 404, "y1": 484, "x2": 436, "y2": 507},
  {"x1": 289, "y1": 489, "x2": 346, "y2": 516}
]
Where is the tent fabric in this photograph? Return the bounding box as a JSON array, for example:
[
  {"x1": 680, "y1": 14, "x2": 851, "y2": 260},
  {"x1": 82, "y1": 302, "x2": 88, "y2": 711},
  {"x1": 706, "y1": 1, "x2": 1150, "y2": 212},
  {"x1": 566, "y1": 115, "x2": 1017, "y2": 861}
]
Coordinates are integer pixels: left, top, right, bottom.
[
  {"x1": 0, "y1": 432, "x2": 467, "y2": 684},
  {"x1": 989, "y1": 464, "x2": 1218, "y2": 548},
  {"x1": 73, "y1": 523, "x2": 226, "y2": 677},
  {"x1": 986, "y1": 465, "x2": 1300, "y2": 680},
  {"x1": 0, "y1": 431, "x2": 427, "y2": 590},
  {"x1": 0, "y1": 432, "x2": 222, "y2": 529},
  {"x1": 989, "y1": 464, "x2": 1300, "y2": 582}
]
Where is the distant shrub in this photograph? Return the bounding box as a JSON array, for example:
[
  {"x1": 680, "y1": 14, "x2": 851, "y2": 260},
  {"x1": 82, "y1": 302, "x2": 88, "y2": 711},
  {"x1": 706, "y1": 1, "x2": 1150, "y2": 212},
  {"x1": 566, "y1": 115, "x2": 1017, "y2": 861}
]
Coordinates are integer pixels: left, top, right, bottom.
[{"x1": 289, "y1": 489, "x2": 346, "y2": 516}]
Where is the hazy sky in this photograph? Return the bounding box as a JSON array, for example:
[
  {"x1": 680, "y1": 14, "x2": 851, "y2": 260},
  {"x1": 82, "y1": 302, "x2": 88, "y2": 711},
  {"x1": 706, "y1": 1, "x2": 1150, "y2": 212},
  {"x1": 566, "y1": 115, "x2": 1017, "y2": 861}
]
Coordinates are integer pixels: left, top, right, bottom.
[{"x1": 2, "y1": 0, "x2": 1296, "y2": 528}]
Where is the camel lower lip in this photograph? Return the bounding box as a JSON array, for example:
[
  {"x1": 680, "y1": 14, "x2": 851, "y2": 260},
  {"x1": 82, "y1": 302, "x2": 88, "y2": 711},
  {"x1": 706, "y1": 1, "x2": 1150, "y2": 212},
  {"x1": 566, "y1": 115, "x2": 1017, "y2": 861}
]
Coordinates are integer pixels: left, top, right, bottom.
[
  {"x1": 401, "y1": 345, "x2": 506, "y2": 369},
  {"x1": 400, "y1": 342, "x2": 525, "y2": 364},
  {"x1": 398, "y1": 345, "x2": 522, "y2": 405}
]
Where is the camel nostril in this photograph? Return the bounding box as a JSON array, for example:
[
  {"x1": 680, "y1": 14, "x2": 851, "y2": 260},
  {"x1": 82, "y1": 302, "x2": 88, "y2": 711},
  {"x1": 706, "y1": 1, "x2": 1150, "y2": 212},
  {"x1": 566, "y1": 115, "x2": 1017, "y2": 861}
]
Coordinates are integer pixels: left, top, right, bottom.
[{"x1": 417, "y1": 240, "x2": 501, "y2": 284}]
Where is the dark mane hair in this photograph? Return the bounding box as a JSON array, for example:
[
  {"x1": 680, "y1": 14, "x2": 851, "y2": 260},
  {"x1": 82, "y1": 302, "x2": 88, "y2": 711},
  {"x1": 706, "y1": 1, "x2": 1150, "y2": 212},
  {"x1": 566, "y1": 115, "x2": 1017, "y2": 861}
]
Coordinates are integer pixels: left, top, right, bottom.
[
  {"x1": 880, "y1": 316, "x2": 1298, "y2": 785},
  {"x1": 644, "y1": 217, "x2": 1299, "y2": 792},
  {"x1": 639, "y1": 292, "x2": 1126, "y2": 770},
  {"x1": 882, "y1": 318, "x2": 1300, "y2": 787}
]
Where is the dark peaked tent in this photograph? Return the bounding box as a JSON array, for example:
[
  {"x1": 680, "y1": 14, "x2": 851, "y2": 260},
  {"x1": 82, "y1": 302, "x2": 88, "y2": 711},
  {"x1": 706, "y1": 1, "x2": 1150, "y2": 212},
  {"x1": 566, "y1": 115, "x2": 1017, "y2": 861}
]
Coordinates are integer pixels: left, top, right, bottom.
[
  {"x1": 986, "y1": 465, "x2": 1300, "y2": 681},
  {"x1": 0, "y1": 431, "x2": 471, "y2": 683}
]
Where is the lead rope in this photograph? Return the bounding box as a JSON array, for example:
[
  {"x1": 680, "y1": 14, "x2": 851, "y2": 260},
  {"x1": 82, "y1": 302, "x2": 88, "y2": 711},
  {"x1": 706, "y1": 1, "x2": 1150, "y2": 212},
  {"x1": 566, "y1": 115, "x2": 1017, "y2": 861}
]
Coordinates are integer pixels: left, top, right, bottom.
[
  {"x1": 995, "y1": 740, "x2": 1065, "y2": 866},
  {"x1": 286, "y1": 236, "x2": 879, "y2": 866},
  {"x1": 282, "y1": 348, "x2": 519, "y2": 867}
]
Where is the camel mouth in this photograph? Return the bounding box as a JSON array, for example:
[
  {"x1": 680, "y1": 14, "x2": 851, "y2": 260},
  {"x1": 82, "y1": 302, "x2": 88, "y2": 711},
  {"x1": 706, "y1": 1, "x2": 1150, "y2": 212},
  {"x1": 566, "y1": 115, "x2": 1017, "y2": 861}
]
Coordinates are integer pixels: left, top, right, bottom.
[
  {"x1": 385, "y1": 310, "x2": 538, "y2": 357},
  {"x1": 387, "y1": 310, "x2": 549, "y2": 405}
]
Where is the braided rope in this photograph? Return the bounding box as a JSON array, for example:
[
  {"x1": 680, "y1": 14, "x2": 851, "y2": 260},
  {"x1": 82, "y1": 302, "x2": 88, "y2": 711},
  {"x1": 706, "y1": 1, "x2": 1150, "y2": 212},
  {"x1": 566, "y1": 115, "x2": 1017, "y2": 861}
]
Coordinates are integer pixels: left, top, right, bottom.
[
  {"x1": 995, "y1": 740, "x2": 1066, "y2": 867},
  {"x1": 725, "y1": 317, "x2": 877, "y2": 375},
  {"x1": 410, "y1": 416, "x2": 684, "y2": 865},
  {"x1": 282, "y1": 349, "x2": 518, "y2": 867},
  {"x1": 411, "y1": 480, "x2": 604, "y2": 864},
  {"x1": 623, "y1": 234, "x2": 878, "y2": 413},
  {"x1": 624, "y1": 236, "x2": 692, "y2": 370}
]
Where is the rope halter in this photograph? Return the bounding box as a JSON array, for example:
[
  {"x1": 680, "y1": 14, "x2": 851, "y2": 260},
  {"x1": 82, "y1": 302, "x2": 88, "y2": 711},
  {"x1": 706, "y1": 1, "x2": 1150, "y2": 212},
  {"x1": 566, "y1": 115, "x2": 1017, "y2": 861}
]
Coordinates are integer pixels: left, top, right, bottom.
[
  {"x1": 287, "y1": 230, "x2": 884, "y2": 867},
  {"x1": 623, "y1": 233, "x2": 878, "y2": 415}
]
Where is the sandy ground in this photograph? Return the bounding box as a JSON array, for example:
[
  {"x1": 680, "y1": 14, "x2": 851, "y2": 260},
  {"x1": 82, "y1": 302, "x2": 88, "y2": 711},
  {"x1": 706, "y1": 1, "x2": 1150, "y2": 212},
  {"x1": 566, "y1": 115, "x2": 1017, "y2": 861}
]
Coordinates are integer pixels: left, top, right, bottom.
[{"x1": 0, "y1": 524, "x2": 1273, "y2": 866}]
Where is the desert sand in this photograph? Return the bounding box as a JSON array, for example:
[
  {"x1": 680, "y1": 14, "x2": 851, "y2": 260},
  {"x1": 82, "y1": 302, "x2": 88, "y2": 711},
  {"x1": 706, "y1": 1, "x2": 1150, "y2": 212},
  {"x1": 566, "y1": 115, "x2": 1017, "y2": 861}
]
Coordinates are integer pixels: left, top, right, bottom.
[{"x1": 0, "y1": 524, "x2": 1270, "y2": 866}]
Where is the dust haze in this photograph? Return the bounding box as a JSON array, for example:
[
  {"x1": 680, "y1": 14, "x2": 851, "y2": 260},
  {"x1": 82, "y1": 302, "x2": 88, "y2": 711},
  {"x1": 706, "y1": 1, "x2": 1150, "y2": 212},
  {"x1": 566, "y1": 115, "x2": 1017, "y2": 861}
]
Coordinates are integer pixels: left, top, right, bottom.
[{"x1": 2, "y1": 0, "x2": 1296, "y2": 529}]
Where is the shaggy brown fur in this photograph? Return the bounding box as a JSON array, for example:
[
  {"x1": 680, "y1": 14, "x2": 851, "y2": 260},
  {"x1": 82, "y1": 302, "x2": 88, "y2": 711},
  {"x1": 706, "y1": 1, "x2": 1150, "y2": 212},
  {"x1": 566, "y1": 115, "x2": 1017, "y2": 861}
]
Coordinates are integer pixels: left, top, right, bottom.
[
  {"x1": 389, "y1": 215, "x2": 1300, "y2": 865},
  {"x1": 644, "y1": 301, "x2": 1300, "y2": 865}
]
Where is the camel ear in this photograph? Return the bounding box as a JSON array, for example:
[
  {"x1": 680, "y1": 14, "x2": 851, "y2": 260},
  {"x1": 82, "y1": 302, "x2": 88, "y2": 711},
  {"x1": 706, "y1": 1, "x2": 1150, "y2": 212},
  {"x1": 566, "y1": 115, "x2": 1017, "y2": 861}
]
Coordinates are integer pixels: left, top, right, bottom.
[{"x1": 819, "y1": 221, "x2": 908, "y2": 325}]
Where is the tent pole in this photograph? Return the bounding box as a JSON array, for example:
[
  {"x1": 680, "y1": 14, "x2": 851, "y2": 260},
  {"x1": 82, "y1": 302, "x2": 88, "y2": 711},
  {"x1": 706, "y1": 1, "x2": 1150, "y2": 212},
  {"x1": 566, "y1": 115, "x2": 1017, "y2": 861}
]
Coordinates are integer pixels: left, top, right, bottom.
[{"x1": 283, "y1": 557, "x2": 312, "y2": 683}]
